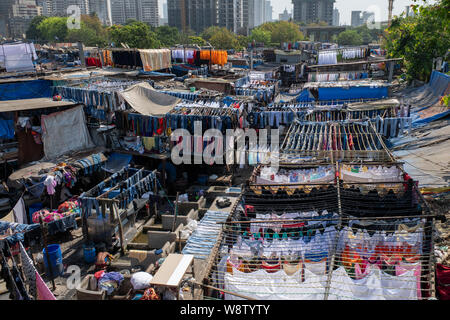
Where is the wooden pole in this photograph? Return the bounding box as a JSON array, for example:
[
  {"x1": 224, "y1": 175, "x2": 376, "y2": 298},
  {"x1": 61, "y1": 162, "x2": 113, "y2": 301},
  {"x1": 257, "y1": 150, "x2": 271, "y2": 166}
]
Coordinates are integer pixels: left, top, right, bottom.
[
  {"x1": 111, "y1": 202, "x2": 126, "y2": 255},
  {"x1": 154, "y1": 178, "x2": 158, "y2": 217},
  {"x1": 172, "y1": 192, "x2": 180, "y2": 232},
  {"x1": 39, "y1": 215, "x2": 56, "y2": 291}
]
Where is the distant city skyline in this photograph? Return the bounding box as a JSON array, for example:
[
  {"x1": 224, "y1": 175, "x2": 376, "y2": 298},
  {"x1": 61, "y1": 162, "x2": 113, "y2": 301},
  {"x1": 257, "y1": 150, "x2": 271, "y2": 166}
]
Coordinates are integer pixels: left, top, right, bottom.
[{"x1": 159, "y1": 0, "x2": 437, "y2": 24}]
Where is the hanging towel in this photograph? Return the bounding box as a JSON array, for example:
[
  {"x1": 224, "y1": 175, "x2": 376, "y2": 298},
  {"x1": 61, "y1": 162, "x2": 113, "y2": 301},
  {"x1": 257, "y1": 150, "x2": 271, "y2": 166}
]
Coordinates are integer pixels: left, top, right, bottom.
[
  {"x1": 12, "y1": 197, "x2": 27, "y2": 224},
  {"x1": 19, "y1": 242, "x2": 37, "y2": 299},
  {"x1": 142, "y1": 137, "x2": 156, "y2": 151}
]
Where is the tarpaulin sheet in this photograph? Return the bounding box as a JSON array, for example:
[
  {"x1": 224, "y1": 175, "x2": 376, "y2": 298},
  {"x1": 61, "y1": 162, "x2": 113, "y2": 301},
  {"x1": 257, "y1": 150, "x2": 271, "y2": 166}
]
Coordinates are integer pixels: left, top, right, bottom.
[
  {"x1": 413, "y1": 109, "x2": 450, "y2": 125},
  {"x1": 317, "y1": 86, "x2": 389, "y2": 101},
  {"x1": 428, "y1": 70, "x2": 450, "y2": 96},
  {"x1": 296, "y1": 89, "x2": 313, "y2": 102},
  {"x1": 347, "y1": 98, "x2": 400, "y2": 111},
  {"x1": 118, "y1": 82, "x2": 180, "y2": 116},
  {"x1": 400, "y1": 70, "x2": 450, "y2": 110},
  {"x1": 0, "y1": 118, "x2": 14, "y2": 139},
  {"x1": 1, "y1": 43, "x2": 36, "y2": 73},
  {"x1": 41, "y1": 105, "x2": 95, "y2": 159},
  {"x1": 0, "y1": 80, "x2": 53, "y2": 101},
  {"x1": 297, "y1": 86, "x2": 389, "y2": 102}
]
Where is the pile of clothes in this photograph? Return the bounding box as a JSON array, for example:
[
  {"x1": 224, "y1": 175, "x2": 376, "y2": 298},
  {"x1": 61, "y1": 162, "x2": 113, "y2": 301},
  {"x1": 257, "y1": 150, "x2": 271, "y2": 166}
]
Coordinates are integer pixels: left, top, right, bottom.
[
  {"x1": 32, "y1": 199, "x2": 80, "y2": 223},
  {"x1": 95, "y1": 270, "x2": 124, "y2": 295}
]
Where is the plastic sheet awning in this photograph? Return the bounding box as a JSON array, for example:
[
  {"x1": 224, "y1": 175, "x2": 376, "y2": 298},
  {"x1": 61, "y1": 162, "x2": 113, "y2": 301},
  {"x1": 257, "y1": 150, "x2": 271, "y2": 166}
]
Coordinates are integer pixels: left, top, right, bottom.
[{"x1": 118, "y1": 82, "x2": 181, "y2": 116}]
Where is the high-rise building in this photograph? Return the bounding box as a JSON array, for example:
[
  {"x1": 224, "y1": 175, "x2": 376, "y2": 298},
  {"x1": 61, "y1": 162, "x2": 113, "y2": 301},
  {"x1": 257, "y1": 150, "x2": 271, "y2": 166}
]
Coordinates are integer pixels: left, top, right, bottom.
[
  {"x1": 159, "y1": 1, "x2": 168, "y2": 25},
  {"x1": 110, "y1": 0, "x2": 130, "y2": 24},
  {"x1": 88, "y1": 0, "x2": 110, "y2": 25},
  {"x1": 252, "y1": 0, "x2": 265, "y2": 27},
  {"x1": 50, "y1": 0, "x2": 89, "y2": 16},
  {"x1": 137, "y1": 0, "x2": 159, "y2": 26},
  {"x1": 168, "y1": 0, "x2": 217, "y2": 33},
  {"x1": 0, "y1": 0, "x2": 15, "y2": 37},
  {"x1": 163, "y1": 1, "x2": 167, "y2": 18},
  {"x1": 361, "y1": 11, "x2": 374, "y2": 25},
  {"x1": 278, "y1": 8, "x2": 291, "y2": 21},
  {"x1": 46, "y1": 0, "x2": 89, "y2": 17},
  {"x1": 218, "y1": 0, "x2": 244, "y2": 33},
  {"x1": 292, "y1": 0, "x2": 335, "y2": 25},
  {"x1": 36, "y1": 0, "x2": 53, "y2": 16},
  {"x1": 9, "y1": 0, "x2": 43, "y2": 38},
  {"x1": 110, "y1": 0, "x2": 158, "y2": 26},
  {"x1": 351, "y1": 10, "x2": 362, "y2": 27},
  {"x1": 351, "y1": 10, "x2": 374, "y2": 27},
  {"x1": 332, "y1": 7, "x2": 339, "y2": 26},
  {"x1": 242, "y1": 0, "x2": 270, "y2": 33},
  {"x1": 264, "y1": 0, "x2": 272, "y2": 23}
]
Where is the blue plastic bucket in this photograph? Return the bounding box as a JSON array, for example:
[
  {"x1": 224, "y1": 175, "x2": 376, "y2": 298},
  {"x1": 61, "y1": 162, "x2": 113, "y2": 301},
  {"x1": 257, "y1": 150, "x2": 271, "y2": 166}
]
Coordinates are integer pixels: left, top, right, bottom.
[
  {"x1": 42, "y1": 244, "x2": 63, "y2": 278},
  {"x1": 83, "y1": 244, "x2": 96, "y2": 264}
]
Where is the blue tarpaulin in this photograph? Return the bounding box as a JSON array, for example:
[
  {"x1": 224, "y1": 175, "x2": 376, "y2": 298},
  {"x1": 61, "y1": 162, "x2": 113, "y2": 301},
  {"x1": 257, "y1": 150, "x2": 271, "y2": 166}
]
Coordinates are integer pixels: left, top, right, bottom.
[
  {"x1": 296, "y1": 86, "x2": 389, "y2": 102},
  {"x1": 0, "y1": 118, "x2": 14, "y2": 139},
  {"x1": 411, "y1": 70, "x2": 450, "y2": 126},
  {"x1": 0, "y1": 80, "x2": 53, "y2": 101},
  {"x1": 428, "y1": 70, "x2": 450, "y2": 96}
]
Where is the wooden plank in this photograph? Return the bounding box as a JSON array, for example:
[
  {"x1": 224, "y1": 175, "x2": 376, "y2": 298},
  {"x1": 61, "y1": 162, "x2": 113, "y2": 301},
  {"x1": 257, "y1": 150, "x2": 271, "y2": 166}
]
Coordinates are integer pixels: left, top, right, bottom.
[{"x1": 150, "y1": 254, "x2": 194, "y2": 287}]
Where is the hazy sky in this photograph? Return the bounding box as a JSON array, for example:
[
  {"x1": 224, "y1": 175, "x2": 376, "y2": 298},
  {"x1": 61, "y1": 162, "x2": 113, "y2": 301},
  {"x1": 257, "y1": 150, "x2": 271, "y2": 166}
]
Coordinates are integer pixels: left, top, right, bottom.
[{"x1": 158, "y1": 0, "x2": 435, "y2": 26}]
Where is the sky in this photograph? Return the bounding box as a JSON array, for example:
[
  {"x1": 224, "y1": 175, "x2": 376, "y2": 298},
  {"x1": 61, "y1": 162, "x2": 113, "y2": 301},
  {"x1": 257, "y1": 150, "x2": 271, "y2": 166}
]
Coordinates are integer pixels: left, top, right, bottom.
[{"x1": 158, "y1": 0, "x2": 436, "y2": 26}]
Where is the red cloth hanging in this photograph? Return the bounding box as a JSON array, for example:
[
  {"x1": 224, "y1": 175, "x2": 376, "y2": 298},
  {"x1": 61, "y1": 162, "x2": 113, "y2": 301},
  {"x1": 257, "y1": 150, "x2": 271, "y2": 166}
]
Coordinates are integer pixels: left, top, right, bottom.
[
  {"x1": 156, "y1": 118, "x2": 165, "y2": 135},
  {"x1": 436, "y1": 263, "x2": 450, "y2": 300}
]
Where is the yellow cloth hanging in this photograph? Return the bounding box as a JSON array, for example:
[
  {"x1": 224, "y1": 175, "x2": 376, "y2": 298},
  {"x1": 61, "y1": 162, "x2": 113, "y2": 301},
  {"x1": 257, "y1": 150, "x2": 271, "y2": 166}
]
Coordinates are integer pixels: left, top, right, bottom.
[{"x1": 142, "y1": 137, "x2": 156, "y2": 151}]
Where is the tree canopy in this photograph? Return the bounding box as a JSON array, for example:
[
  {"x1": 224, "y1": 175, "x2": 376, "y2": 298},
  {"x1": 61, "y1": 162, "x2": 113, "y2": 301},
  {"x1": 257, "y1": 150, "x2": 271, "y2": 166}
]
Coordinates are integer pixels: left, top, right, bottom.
[
  {"x1": 108, "y1": 21, "x2": 160, "y2": 48},
  {"x1": 154, "y1": 26, "x2": 181, "y2": 47},
  {"x1": 384, "y1": 0, "x2": 450, "y2": 81},
  {"x1": 36, "y1": 17, "x2": 68, "y2": 42},
  {"x1": 209, "y1": 27, "x2": 239, "y2": 50},
  {"x1": 25, "y1": 15, "x2": 47, "y2": 40},
  {"x1": 250, "y1": 28, "x2": 271, "y2": 45},
  {"x1": 251, "y1": 21, "x2": 304, "y2": 45},
  {"x1": 336, "y1": 30, "x2": 363, "y2": 46}
]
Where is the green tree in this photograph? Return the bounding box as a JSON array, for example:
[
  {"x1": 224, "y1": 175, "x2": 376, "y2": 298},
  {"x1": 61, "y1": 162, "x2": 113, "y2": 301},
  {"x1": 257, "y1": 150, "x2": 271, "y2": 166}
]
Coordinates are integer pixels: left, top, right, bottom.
[
  {"x1": 188, "y1": 36, "x2": 206, "y2": 46},
  {"x1": 252, "y1": 21, "x2": 303, "y2": 45},
  {"x1": 26, "y1": 15, "x2": 47, "y2": 40},
  {"x1": 201, "y1": 26, "x2": 224, "y2": 42},
  {"x1": 353, "y1": 25, "x2": 383, "y2": 44},
  {"x1": 81, "y1": 14, "x2": 106, "y2": 37},
  {"x1": 36, "y1": 17, "x2": 68, "y2": 41},
  {"x1": 65, "y1": 15, "x2": 107, "y2": 46},
  {"x1": 384, "y1": 1, "x2": 450, "y2": 81},
  {"x1": 236, "y1": 35, "x2": 249, "y2": 50},
  {"x1": 155, "y1": 26, "x2": 180, "y2": 46},
  {"x1": 206, "y1": 27, "x2": 239, "y2": 50},
  {"x1": 108, "y1": 21, "x2": 160, "y2": 48},
  {"x1": 66, "y1": 22, "x2": 106, "y2": 46},
  {"x1": 250, "y1": 28, "x2": 271, "y2": 45},
  {"x1": 336, "y1": 30, "x2": 363, "y2": 46},
  {"x1": 270, "y1": 21, "x2": 304, "y2": 44}
]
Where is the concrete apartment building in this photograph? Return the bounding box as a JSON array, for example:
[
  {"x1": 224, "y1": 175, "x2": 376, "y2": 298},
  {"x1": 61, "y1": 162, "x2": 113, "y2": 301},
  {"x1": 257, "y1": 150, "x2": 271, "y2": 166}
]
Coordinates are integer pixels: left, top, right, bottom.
[{"x1": 292, "y1": 0, "x2": 335, "y2": 25}]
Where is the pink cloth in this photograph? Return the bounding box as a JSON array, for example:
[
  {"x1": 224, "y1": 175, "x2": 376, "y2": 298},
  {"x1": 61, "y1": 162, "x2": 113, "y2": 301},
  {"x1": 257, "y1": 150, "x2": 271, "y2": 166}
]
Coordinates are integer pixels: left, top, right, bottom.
[
  {"x1": 396, "y1": 261, "x2": 421, "y2": 299},
  {"x1": 36, "y1": 271, "x2": 56, "y2": 300}
]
